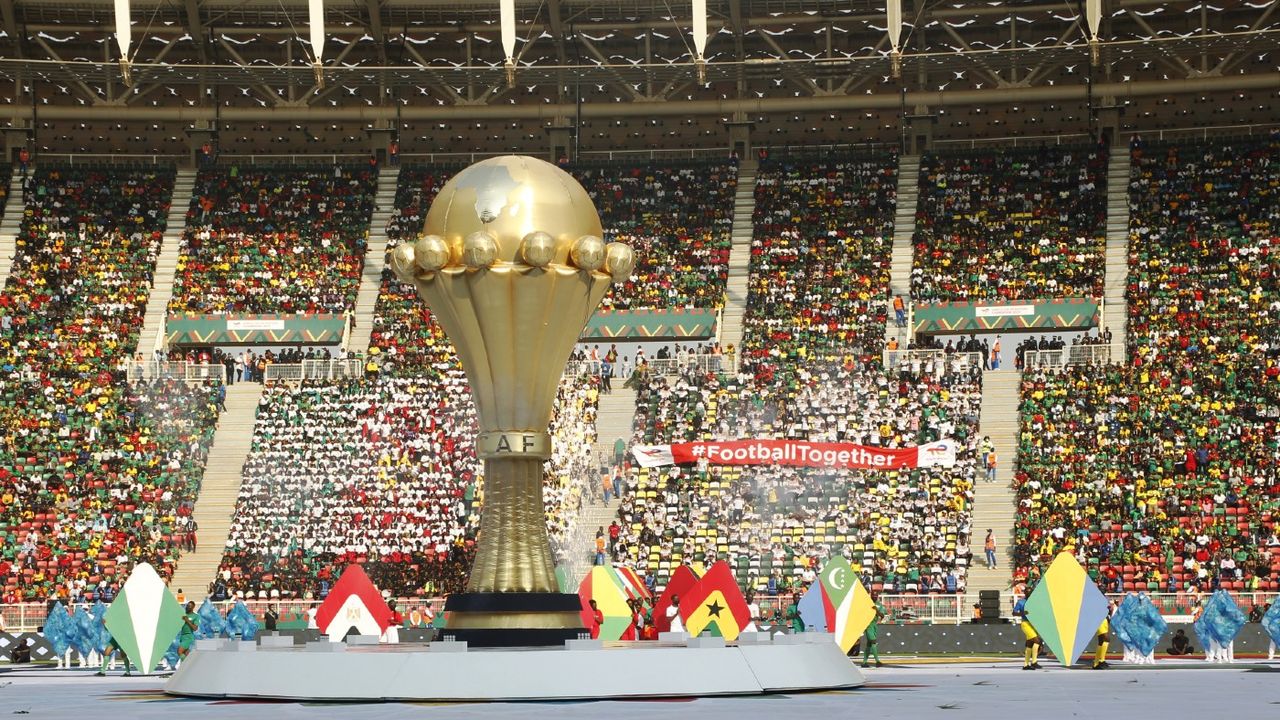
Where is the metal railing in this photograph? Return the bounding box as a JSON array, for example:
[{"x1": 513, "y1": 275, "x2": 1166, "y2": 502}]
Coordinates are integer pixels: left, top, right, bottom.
[
  {"x1": 121, "y1": 360, "x2": 227, "y2": 385},
  {"x1": 566, "y1": 354, "x2": 725, "y2": 380},
  {"x1": 882, "y1": 349, "x2": 984, "y2": 374},
  {"x1": 262, "y1": 359, "x2": 365, "y2": 384},
  {"x1": 932, "y1": 133, "x2": 1094, "y2": 150},
  {"x1": 4, "y1": 590, "x2": 1274, "y2": 633},
  {"x1": 1022, "y1": 343, "x2": 1123, "y2": 370}
]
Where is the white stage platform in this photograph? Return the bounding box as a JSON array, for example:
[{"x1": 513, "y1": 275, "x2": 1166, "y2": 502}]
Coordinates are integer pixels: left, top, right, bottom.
[{"x1": 164, "y1": 635, "x2": 865, "y2": 701}]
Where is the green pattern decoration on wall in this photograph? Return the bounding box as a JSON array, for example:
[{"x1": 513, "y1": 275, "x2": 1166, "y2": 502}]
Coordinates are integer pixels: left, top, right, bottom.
[
  {"x1": 913, "y1": 298, "x2": 1100, "y2": 335},
  {"x1": 165, "y1": 313, "x2": 347, "y2": 345},
  {"x1": 581, "y1": 308, "x2": 718, "y2": 341}
]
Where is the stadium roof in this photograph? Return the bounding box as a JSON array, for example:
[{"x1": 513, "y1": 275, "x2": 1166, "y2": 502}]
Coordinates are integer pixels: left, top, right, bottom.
[{"x1": 1, "y1": 1, "x2": 1277, "y2": 155}]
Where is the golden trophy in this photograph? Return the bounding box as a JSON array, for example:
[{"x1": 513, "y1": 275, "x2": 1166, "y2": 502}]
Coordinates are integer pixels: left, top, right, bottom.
[{"x1": 390, "y1": 156, "x2": 634, "y2": 646}]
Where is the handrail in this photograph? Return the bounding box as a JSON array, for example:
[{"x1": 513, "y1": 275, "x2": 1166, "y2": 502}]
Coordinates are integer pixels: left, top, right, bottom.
[
  {"x1": 121, "y1": 360, "x2": 227, "y2": 385},
  {"x1": 567, "y1": 354, "x2": 725, "y2": 380},
  {"x1": 1022, "y1": 343, "x2": 1124, "y2": 370},
  {"x1": 882, "y1": 349, "x2": 984, "y2": 373},
  {"x1": 262, "y1": 359, "x2": 365, "y2": 383}
]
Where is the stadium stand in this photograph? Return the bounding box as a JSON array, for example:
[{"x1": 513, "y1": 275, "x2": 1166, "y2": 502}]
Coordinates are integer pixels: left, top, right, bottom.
[
  {"x1": 215, "y1": 373, "x2": 599, "y2": 600},
  {"x1": 739, "y1": 153, "x2": 897, "y2": 376},
  {"x1": 1013, "y1": 134, "x2": 1280, "y2": 593},
  {"x1": 574, "y1": 160, "x2": 737, "y2": 311},
  {"x1": 615, "y1": 357, "x2": 981, "y2": 594},
  {"x1": 0, "y1": 165, "x2": 222, "y2": 603},
  {"x1": 368, "y1": 165, "x2": 462, "y2": 378},
  {"x1": 911, "y1": 144, "x2": 1108, "y2": 302},
  {"x1": 168, "y1": 164, "x2": 377, "y2": 314}
]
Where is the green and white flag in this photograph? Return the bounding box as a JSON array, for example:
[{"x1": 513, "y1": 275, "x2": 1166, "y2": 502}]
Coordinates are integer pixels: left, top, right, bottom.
[{"x1": 103, "y1": 563, "x2": 186, "y2": 674}]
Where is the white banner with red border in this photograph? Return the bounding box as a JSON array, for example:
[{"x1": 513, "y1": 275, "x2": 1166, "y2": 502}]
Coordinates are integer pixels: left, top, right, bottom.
[{"x1": 631, "y1": 438, "x2": 956, "y2": 470}]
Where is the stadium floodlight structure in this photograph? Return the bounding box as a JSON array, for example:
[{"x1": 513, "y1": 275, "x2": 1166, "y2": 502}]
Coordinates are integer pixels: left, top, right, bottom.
[{"x1": 389, "y1": 154, "x2": 634, "y2": 646}]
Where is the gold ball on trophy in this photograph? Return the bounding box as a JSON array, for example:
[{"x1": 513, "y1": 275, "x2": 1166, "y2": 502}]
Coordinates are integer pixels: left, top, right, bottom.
[
  {"x1": 390, "y1": 243, "x2": 418, "y2": 283},
  {"x1": 520, "y1": 231, "x2": 557, "y2": 268},
  {"x1": 462, "y1": 231, "x2": 499, "y2": 268},
  {"x1": 414, "y1": 234, "x2": 452, "y2": 272},
  {"x1": 569, "y1": 235, "x2": 606, "y2": 272},
  {"x1": 604, "y1": 242, "x2": 636, "y2": 282}
]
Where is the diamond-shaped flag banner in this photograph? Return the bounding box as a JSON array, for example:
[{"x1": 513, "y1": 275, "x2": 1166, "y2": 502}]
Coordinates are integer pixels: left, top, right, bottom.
[
  {"x1": 1023, "y1": 552, "x2": 1109, "y2": 667},
  {"x1": 1262, "y1": 600, "x2": 1280, "y2": 648},
  {"x1": 654, "y1": 564, "x2": 703, "y2": 633},
  {"x1": 679, "y1": 561, "x2": 753, "y2": 641},
  {"x1": 796, "y1": 581, "x2": 829, "y2": 632},
  {"x1": 1193, "y1": 589, "x2": 1246, "y2": 651},
  {"x1": 577, "y1": 566, "x2": 632, "y2": 641},
  {"x1": 818, "y1": 555, "x2": 877, "y2": 654},
  {"x1": 315, "y1": 564, "x2": 392, "y2": 640},
  {"x1": 103, "y1": 563, "x2": 186, "y2": 674}
]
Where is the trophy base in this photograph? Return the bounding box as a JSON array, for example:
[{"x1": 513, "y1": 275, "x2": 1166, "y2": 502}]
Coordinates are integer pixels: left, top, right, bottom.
[{"x1": 441, "y1": 592, "x2": 586, "y2": 647}]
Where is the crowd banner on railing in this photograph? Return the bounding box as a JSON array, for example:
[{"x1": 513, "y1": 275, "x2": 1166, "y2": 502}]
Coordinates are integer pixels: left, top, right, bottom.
[{"x1": 631, "y1": 438, "x2": 957, "y2": 470}]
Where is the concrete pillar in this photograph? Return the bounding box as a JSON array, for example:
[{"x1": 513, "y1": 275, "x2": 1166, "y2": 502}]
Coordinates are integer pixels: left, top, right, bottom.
[
  {"x1": 725, "y1": 121, "x2": 754, "y2": 162},
  {"x1": 367, "y1": 122, "x2": 396, "y2": 166},
  {"x1": 1094, "y1": 103, "x2": 1123, "y2": 148},
  {"x1": 546, "y1": 125, "x2": 574, "y2": 164},
  {"x1": 904, "y1": 113, "x2": 936, "y2": 155},
  {"x1": 185, "y1": 126, "x2": 217, "y2": 170},
  {"x1": 3, "y1": 124, "x2": 31, "y2": 165}
]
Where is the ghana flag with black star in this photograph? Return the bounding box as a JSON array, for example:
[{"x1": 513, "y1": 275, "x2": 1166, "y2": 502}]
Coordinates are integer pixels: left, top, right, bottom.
[{"x1": 679, "y1": 560, "x2": 752, "y2": 641}]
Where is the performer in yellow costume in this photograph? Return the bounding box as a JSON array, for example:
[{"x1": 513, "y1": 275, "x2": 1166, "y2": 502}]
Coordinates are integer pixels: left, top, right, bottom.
[
  {"x1": 1014, "y1": 595, "x2": 1043, "y2": 670},
  {"x1": 1092, "y1": 617, "x2": 1111, "y2": 669}
]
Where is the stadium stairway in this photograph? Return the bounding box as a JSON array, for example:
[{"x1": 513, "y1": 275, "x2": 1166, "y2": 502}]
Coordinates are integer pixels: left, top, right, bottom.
[
  {"x1": 136, "y1": 168, "x2": 196, "y2": 355},
  {"x1": 1103, "y1": 149, "x2": 1131, "y2": 351},
  {"x1": 718, "y1": 161, "x2": 756, "y2": 361},
  {"x1": 167, "y1": 382, "x2": 263, "y2": 599},
  {"x1": 559, "y1": 385, "x2": 634, "y2": 583},
  {"x1": 885, "y1": 155, "x2": 920, "y2": 346},
  {"x1": 0, "y1": 168, "x2": 25, "y2": 283},
  {"x1": 968, "y1": 369, "x2": 1021, "y2": 605},
  {"x1": 346, "y1": 165, "x2": 401, "y2": 355}
]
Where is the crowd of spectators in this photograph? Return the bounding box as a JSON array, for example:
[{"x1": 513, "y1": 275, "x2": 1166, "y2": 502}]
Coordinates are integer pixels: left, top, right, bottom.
[
  {"x1": 740, "y1": 154, "x2": 897, "y2": 376},
  {"x1": 0, "y1": 164, "x2": 222, "y2": 603},
  {"x1": 1015, "y1": 364, "x2": 1280, "y2": 593},
  {"x1": 169, "y1": 165, "x2": 377, "y2": 314},
  {"x1": 368, "y1": 166, "x2": 462, "y2": 378},
  {"x1": 574, "y1": 160, "x2": 737, "y2": 311},
  {"x1": 1126, "y1": 134, "x2": 1280, "y2": 366},
  {"x1": 912, "y1": 144, "x2": 1108, "y2": 302},
  {"x1": 1014, "y1": 134, "x2": 1280, "y2": 593},
  {"x1": 614, "y1": 357, "x2": 982, "y2": 595},
  {"x1": 216, "y1": 372, "x2": 599, "y2": 600}
]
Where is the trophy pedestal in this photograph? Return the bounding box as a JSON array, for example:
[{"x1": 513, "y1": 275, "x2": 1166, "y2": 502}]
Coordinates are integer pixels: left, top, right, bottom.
[{"x1": 441, "y1": 592, "x2": 585, "y2": 647}]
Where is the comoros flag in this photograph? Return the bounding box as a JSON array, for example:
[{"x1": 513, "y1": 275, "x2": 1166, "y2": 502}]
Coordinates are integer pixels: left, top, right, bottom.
[
  {"x1": 315, "y1": 564, "x2": 392, "y2": 640},
  {"x1": 796, "y1": 556, "x2": 877, "y2": 652},
  {"x1": 679, "y1": 561, "x2": 753, "y2": 641}
]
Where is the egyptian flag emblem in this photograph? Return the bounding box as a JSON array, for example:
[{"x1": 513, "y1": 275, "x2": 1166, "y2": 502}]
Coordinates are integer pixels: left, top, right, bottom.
[{"x1": 315, "y1": 565, "x2": 392, "y2": 640}]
